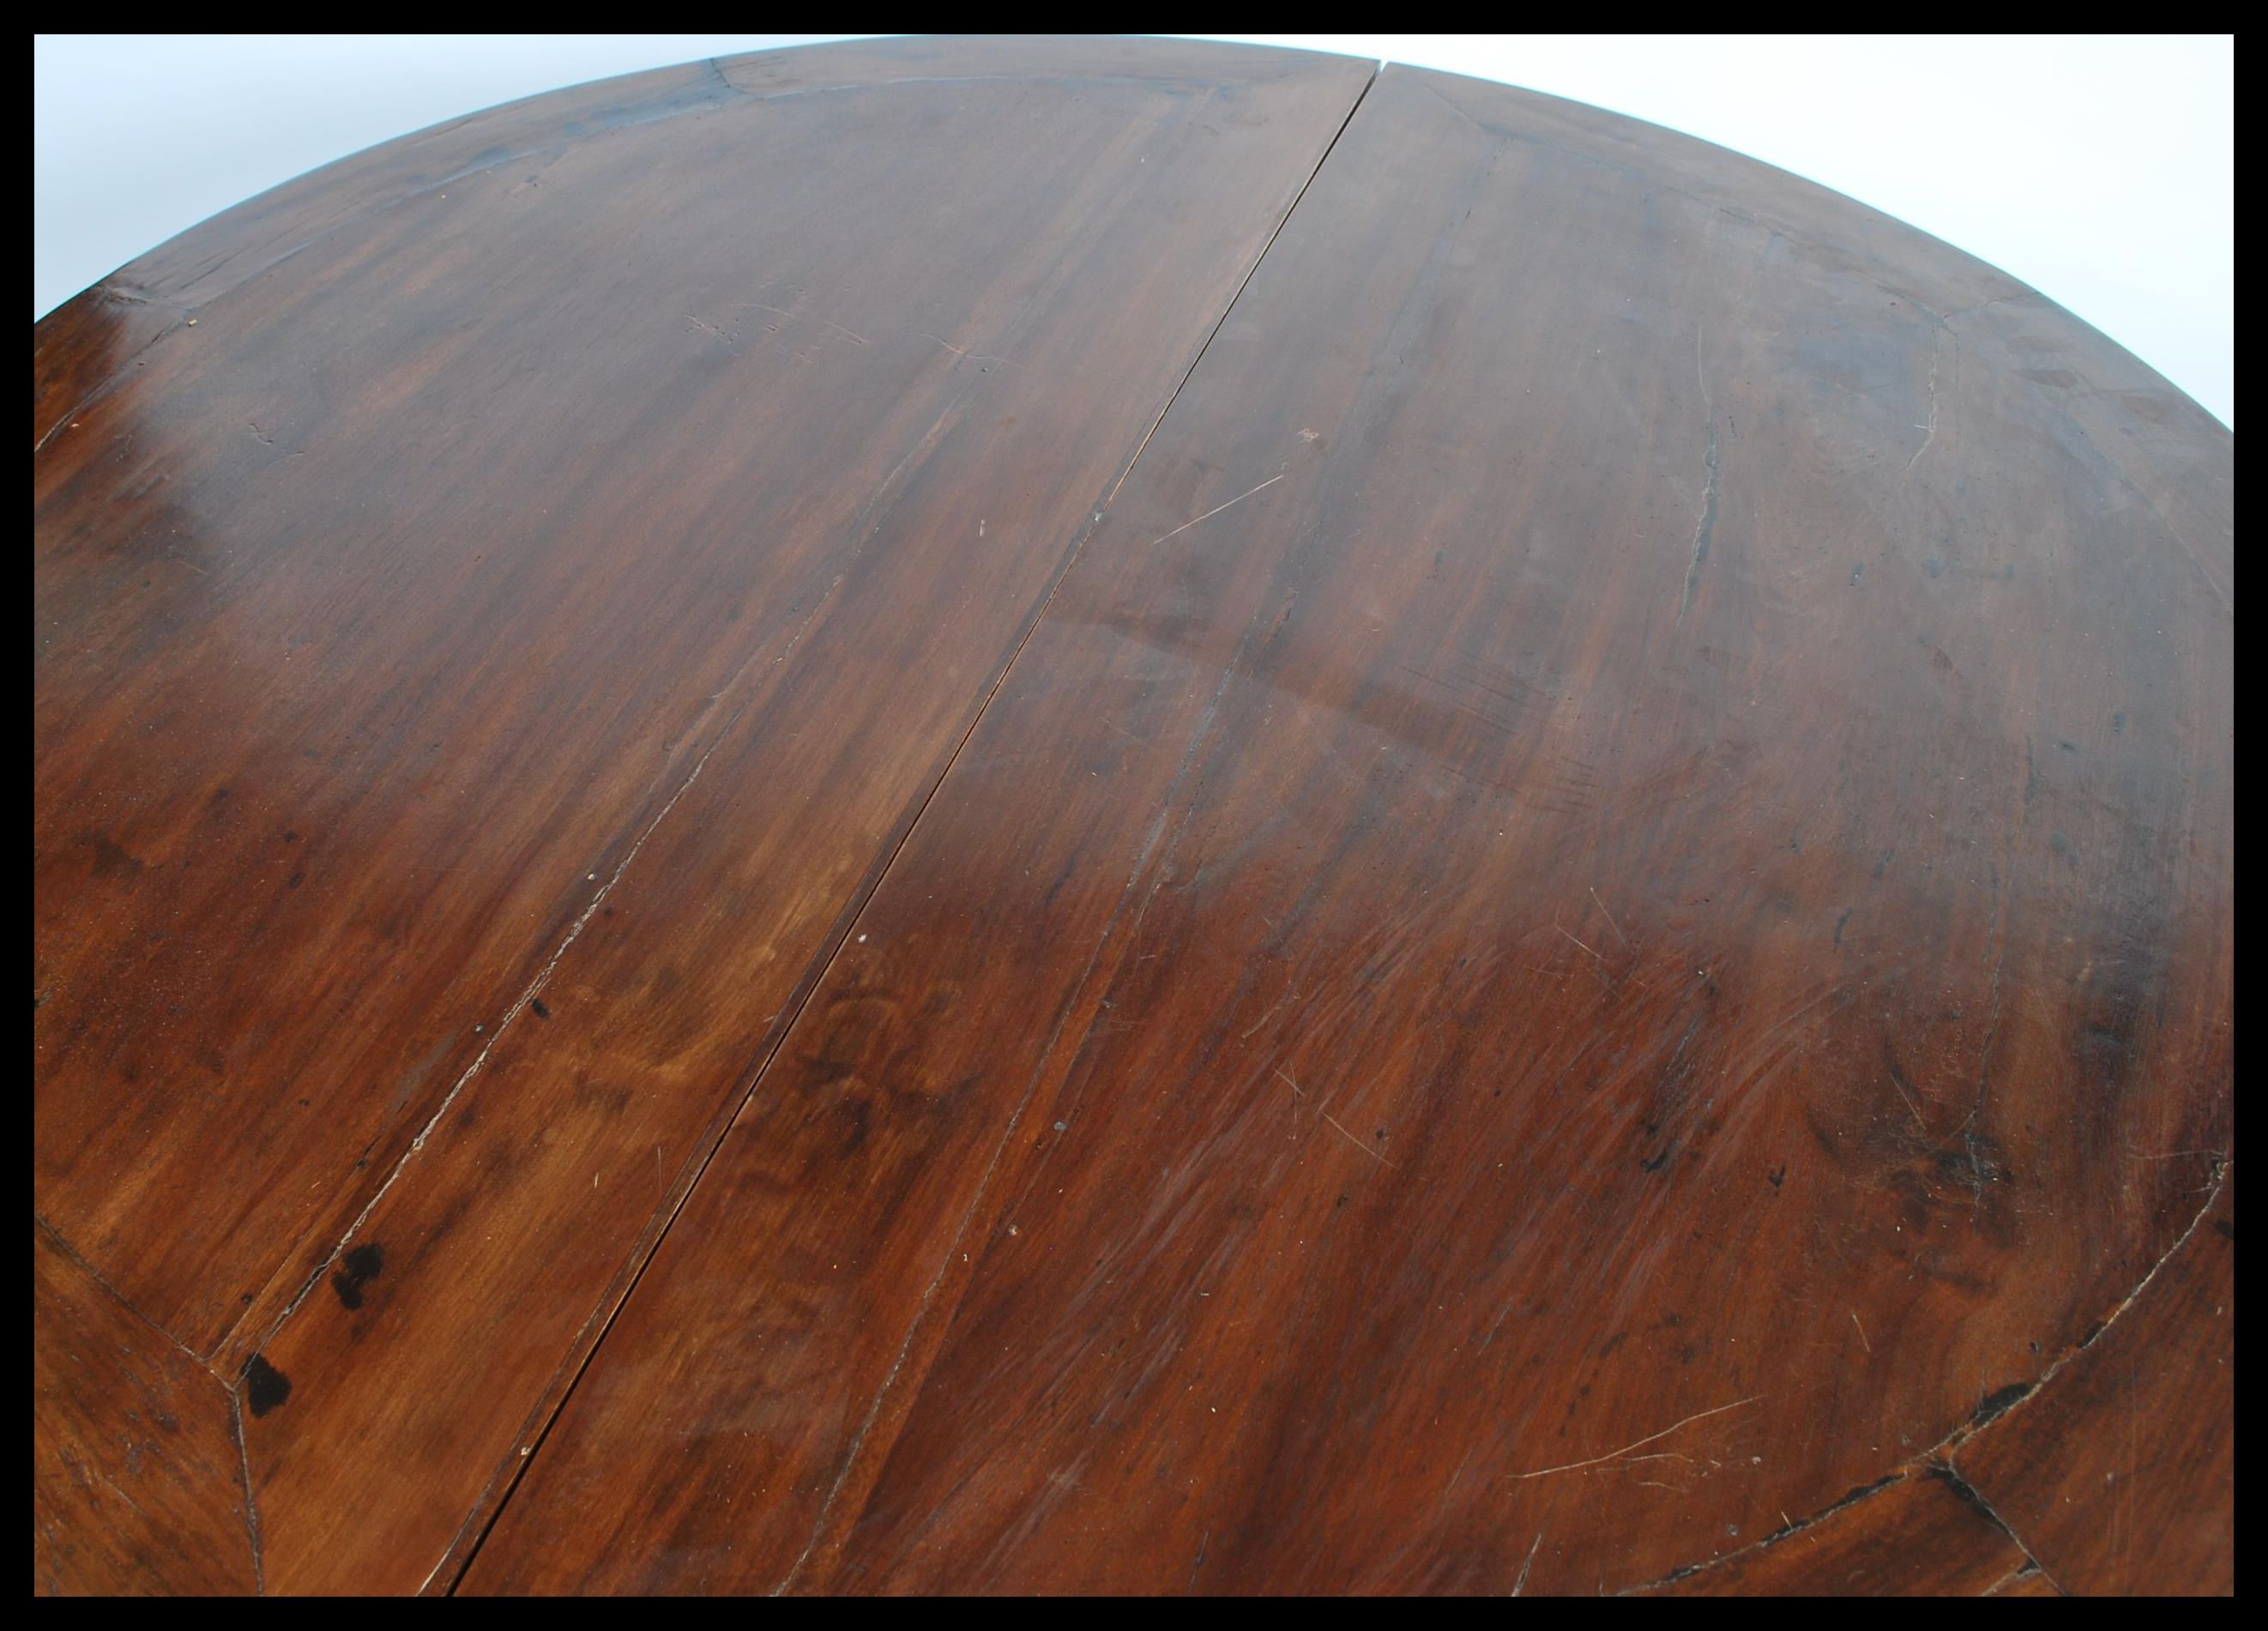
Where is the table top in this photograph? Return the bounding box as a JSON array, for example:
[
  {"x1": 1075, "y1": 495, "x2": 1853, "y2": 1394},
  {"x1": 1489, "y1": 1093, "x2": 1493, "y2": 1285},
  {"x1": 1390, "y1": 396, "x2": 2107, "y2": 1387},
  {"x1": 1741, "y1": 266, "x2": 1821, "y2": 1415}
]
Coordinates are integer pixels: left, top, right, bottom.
[{"x1": 33, "y1": 36, "x2": 2233, "y2": 1597}]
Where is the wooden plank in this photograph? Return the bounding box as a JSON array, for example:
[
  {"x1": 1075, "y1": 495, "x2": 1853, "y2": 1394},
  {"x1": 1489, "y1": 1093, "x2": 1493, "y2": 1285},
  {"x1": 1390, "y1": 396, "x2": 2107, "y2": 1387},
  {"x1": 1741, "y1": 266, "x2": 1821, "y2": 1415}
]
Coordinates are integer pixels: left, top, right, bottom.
[
  {"x1": 1640, "y1": 1471, "x2": 2028, "y2": 1597},
  {"x1": 467, "y1": 63, "x2": 2233, "y2": 1595},
  {"x1": 25, "y1": 39, "x2": 1377, "y2": 1597},
  {"x1": 33, "y1": 39, "x2": 1370, "y2": 1363},
  {"x1": 33, "y1": 1223, "x2": 257, "y2": 1596},
  {"x1": 1952, "y1": 1170, "x2": 2234, "y2": 1595}
]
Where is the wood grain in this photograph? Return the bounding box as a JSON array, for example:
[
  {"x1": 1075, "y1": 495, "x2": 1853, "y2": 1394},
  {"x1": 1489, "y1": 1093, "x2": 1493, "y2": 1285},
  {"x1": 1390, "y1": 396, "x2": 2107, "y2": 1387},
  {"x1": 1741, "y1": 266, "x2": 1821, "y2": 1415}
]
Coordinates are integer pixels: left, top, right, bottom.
[
  {"x1": 467, "y1": 64, "x2": 2233, "y2": 1595},
  {"x1": 35, "y1": 38, "x2": 1370, "y2": 1366},
  {"x1": 33, "y1": 287, "x2": 184, "y2": 451},
  {"x1": 33, "y1": 1223, "x2": 257, "y2": 1596},
  {"x1": 1641, "y1": 1471, "x2": 2030, "y2": 1596},
  {"x1": 34, "y1": 34, "x2": 1375, "y2": 1595},
  {"x1": 34, "y1": 38, "x2": 2232, "y2": 1598},
  {"x1": 1952, "y1": 1171, "x2": 2234, "y2": 1595}
]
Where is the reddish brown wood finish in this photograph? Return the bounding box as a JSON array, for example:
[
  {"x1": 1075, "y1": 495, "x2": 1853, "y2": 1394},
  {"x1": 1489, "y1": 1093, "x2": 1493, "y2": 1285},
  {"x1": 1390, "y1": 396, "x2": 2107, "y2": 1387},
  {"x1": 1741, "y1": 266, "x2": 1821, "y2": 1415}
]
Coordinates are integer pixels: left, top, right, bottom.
[
  {"x1": 464, "y1": 63, "x2": 2234, "y2": 1597},
  {"x1": 1644, "y1": 1471, "x2": 2030, "y2": 1597},
  {"x1": 33, "y1": 1224, "x2": 257, "y2": 1595},
  {"x1": 33, "y1": 39, "x2": 2231, "y2": 1598},
  {"x1": 1951, "y1": 1174, "x2": 2235, "y2": 1595},
  {"x1": 33, "y1": 36, "x2": 1372, "y2": 1593}
]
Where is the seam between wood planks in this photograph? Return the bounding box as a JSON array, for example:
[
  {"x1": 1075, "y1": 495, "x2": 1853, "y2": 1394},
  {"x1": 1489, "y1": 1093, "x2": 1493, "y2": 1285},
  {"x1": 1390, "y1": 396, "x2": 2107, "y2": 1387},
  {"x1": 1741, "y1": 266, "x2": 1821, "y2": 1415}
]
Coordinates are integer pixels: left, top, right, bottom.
[{"x1": 442, "y1": 63, "x2": 1382, "y2": 1597}]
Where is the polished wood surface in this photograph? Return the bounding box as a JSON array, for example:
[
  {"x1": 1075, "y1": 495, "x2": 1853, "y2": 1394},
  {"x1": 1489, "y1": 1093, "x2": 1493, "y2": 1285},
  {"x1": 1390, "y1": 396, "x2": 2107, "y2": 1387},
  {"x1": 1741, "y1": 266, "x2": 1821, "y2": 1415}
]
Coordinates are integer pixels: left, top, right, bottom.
[
  {"x1": 1646, "y1": 1471, "x2": 2031, "y2": 1597},
  {"x1": 1950, "y1": 1173, "x2": 2235, "y2": 1595},
  {"x1": 33, "y1": 38, "x2": 2232, "y2": 1597},
  {"x1": 33, "y1": 1223, "x2": 257, "y2": 1595}
]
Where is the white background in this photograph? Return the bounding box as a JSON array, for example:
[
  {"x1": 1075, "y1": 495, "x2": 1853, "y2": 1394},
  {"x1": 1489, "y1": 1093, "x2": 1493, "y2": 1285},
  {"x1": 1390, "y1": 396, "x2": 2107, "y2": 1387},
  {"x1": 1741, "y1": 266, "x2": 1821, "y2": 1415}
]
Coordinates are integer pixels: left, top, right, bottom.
[{"x1": 33, "y1": 33, "x2": 2234, "y2": 426}]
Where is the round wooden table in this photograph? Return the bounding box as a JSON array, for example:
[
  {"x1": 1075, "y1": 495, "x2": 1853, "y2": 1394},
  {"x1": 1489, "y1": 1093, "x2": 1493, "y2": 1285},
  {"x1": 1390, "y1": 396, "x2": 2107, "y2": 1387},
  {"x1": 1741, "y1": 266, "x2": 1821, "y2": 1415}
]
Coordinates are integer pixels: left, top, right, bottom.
[{"x1": 34, "y1": 37, "x2": 2233, "y2": 1597}]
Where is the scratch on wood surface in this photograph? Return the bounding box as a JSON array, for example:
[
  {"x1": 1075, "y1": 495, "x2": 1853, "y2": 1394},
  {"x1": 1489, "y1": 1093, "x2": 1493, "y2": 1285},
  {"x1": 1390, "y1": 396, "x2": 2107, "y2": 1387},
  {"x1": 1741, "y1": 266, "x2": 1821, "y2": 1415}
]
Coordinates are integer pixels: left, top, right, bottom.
[
  {"x1": 1513, "y1": 1531, "x2": 1543, "y2": 1595},
  {"x1": 1509, "y1": 1395, "x2": 1763, "y2": 1481},
  {"x1": 685, "y1": 314, "x2": 736, "y2": 348},
  {"x1": 1590, "y1": 886, "x2": 1632, "y2": 947},
  {"x1": 919, "y1": 331, "x2": 1017, "y2": 367},
  {"x1": 732, "y1": 302, "x2": 868, "y2": 344},
  {"x1": 1145, "y1": 473, "x2": 1283, "y2": 547},
  {"x1": 1240, "y1": 987, "x2": 1301, "y2": 1039},
  {"x1": 1905, "y1": 329, "x2": 1947, "y2": 473},
  {"x1": 1675, "y1": 424, "x2": 1720, "y2": 624},
  {"x1": 1554, "y1": 921, "x2": 1608, "y2": 966},
  {"x1": 1320, "y1": 1111, "x2": 1394, "y2": 1168},
  {"x1": 1886, "y1": 1060, "x2": 1929, "y2": 1132}
]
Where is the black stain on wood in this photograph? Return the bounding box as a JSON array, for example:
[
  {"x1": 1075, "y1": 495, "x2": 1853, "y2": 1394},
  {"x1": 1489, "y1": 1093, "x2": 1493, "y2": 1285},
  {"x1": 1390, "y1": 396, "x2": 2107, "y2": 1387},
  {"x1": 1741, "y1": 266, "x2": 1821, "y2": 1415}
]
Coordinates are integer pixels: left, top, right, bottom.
[
  {"x1": 1968, "y1": 1380, "x2": 2034, "y2": 1429},
  {"x1": 330, "y1": 1242, "x2": 387, "y2": 1310},
  {"x1": 244, "y1": 1354, "x2": 293, "y2": 1417}
]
